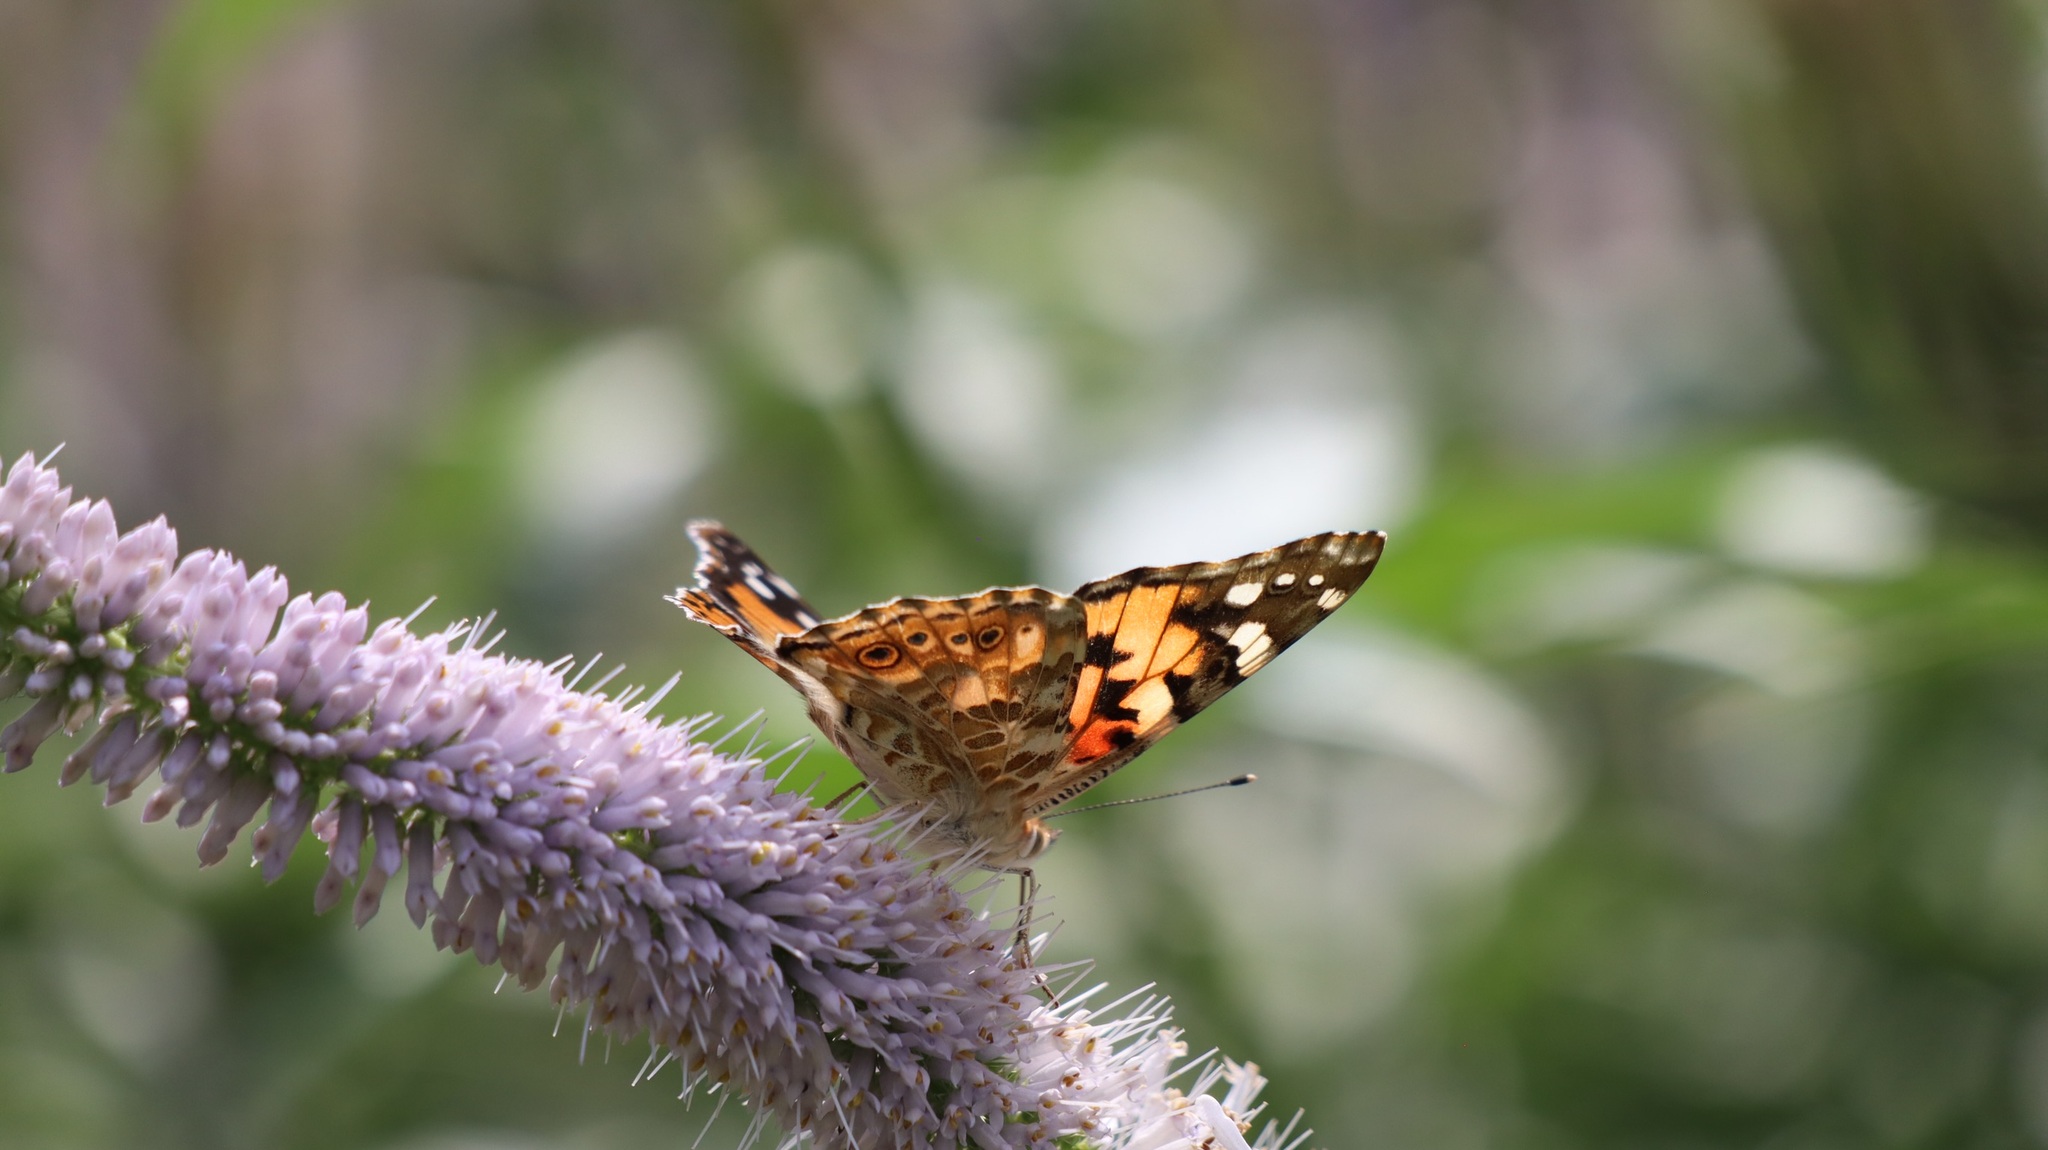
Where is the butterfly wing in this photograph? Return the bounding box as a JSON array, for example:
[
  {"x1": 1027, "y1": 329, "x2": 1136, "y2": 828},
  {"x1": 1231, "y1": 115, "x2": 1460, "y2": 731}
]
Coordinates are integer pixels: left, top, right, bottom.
[
  {"x1": 669, "y1": 521, "x2": 832, "y2": 706},
  {"x1": 1024, "y1": 530, "x2": 1386, "y2": 814},
  {"x1": 775, "y1": 590, "x2": 1087, "y2": 814}
]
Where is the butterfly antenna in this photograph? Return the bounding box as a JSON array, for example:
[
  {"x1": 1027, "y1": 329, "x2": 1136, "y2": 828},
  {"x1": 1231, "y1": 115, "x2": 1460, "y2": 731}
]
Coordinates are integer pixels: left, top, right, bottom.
[{"x1": 1044, "y1": 774, "x2": 1257, "y2": 818}]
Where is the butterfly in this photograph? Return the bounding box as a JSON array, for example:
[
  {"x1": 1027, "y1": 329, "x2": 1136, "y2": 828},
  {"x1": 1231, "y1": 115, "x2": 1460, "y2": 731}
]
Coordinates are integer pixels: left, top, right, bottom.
[{"x1": 670, "y1": 524, "x2": 1385, "y2": 878}]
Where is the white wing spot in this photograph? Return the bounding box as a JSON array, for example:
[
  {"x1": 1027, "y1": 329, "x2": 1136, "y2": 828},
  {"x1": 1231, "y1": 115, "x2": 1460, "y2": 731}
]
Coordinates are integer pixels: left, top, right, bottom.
[
  {"x1": 1224, "y1": 582, "x2": 1263, "y2": 607},
  {"x1": 1124, "y1": 677, "x2": 1177, "y2": 726},
  {"x1": 1227, "y1": 620, "x2": 1267, "y2": 650},
  {"x1": 744, "y1": 572, "x2": 778, "y2": 599},
  {"x1": 795, "y1": 612, "x2": 820, "y2": 628},
  {"x1": 1317, "y1": 588, "x2": 1348, "y2": 610},
  {"x1": 769, "y1": 574, "x2": 802, "y2": 598},
  {"x1": 1307, "y1": 574, "x2": 1325, "y2": 587},
  {"x1": 1234, "y1": 632, "x2": 1275, "y2": 672},
  {"x1": 1272, "y1": 572, "x2": 1297, "y2": 589}
]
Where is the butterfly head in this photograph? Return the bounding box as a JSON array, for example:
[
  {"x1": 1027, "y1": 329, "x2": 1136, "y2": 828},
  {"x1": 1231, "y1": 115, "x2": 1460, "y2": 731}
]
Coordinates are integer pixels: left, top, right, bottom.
[{"x1": 1005, "y1": 816, "x2": 1059, "y2": 867}]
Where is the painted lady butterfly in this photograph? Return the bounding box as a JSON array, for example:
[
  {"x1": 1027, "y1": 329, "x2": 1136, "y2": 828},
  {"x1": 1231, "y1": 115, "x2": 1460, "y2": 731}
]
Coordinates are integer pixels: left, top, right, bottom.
[{"x1": 671, "y1": 524, "x2": 1385, "y2": 875}]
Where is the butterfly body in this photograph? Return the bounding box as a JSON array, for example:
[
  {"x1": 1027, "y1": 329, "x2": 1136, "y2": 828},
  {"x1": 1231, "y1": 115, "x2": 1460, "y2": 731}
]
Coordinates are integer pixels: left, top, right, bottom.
[{"x1": 672, "y1": 524, "x2": 1384, "y2": 869}]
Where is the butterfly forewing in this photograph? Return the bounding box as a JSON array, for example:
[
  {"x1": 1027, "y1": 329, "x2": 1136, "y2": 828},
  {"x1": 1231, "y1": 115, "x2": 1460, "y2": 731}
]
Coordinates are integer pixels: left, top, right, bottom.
[
  {"x1": 1022, "y1": 530, "x2": 1386, "y2": 814},
  {"x1": 779, "y1": 591, "x2": 1088, "y2": 814},
  {"x1": 671, "y1": 522, "x2": 825, "y2": 672}
]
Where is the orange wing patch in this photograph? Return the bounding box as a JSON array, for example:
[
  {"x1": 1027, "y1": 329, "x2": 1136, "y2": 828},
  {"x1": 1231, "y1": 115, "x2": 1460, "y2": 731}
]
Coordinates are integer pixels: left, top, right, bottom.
[{"x1": 1062, "y1": 579, "x2": 1207, "y2": 767}]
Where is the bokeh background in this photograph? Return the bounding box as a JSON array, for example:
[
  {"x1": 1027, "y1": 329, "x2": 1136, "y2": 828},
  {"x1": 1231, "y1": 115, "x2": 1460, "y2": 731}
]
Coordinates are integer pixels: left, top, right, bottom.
[{"x1": 5, "y1": 2, "x2": 2048, "y2": 1148}]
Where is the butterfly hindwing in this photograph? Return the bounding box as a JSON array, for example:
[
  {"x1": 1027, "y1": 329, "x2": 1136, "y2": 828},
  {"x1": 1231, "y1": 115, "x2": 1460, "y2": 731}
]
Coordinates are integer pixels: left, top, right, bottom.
[{"x1": 778, "y1": 590, "x2": 1087, "y2": 809}]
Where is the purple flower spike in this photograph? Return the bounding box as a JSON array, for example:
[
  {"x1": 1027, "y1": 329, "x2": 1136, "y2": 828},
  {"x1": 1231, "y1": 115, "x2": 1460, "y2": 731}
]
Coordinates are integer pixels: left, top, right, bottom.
[{"x1": 0, "y1": 450, "x2": 1314, "y2": 1150}]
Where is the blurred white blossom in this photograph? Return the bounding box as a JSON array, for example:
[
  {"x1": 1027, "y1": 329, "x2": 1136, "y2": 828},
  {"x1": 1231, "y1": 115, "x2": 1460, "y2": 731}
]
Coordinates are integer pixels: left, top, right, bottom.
[
  {"x1": 516, "y1": 332, "x2": 714, "y2": 549},
  {"x1": 1716, "y1": 444, "x2": 1930, "y2": 579}
]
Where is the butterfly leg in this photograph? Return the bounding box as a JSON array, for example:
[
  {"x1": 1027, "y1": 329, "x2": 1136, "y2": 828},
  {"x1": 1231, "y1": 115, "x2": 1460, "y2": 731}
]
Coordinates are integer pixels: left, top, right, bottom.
[
  {"x1": 1011, "y1": 867, "x2": 1060, "y2": 1006},
  {"x1": 821, "y1": 781, "x2": 871, "y2": 811}
]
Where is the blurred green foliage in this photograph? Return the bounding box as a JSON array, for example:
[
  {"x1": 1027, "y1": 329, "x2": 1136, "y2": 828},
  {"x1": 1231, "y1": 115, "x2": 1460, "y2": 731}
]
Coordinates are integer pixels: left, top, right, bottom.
[{"x1": 7, "y1": 2, "x2": 2048, "y2": 1148}]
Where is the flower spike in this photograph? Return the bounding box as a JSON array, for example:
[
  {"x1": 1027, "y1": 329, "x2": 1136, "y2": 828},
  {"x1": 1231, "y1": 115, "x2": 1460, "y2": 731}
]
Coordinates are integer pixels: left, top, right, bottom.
[{"x1": 0, "y1": 449, "x2": 1307, "y2": 1150}]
